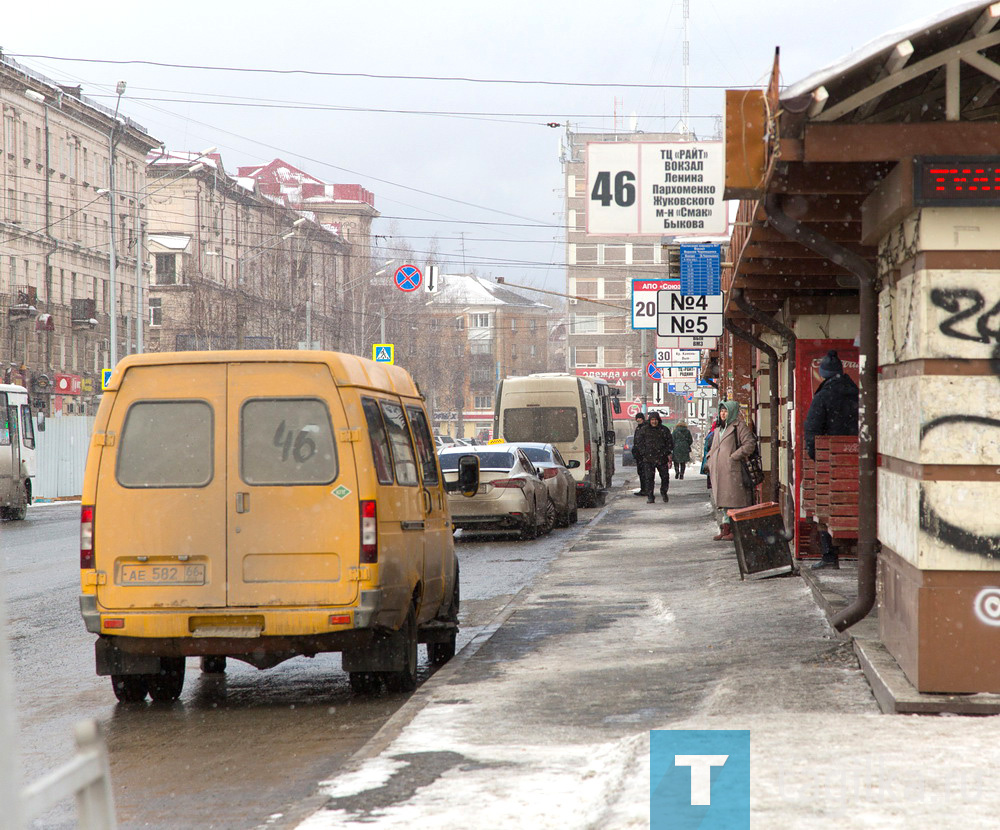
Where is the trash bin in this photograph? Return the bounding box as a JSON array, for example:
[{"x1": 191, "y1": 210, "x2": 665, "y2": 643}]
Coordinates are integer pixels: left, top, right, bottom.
[{"x1": 726, "y1": 502, "x2": 794, "y2": 580}]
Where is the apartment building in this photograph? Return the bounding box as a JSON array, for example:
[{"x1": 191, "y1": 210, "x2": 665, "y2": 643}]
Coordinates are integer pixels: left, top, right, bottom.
[
  {"x1": 144, "y1": 151, "x2": 352, "y2": 353},
  {"x1": 419, "y1": 274, "x2": 551, "y2": 439},
  {"x1": 0, "y1": 54, "x2": 159, "y2": 414},
  {"x1": 561, "y1": 129, "x2": 684, "y2": 413}
]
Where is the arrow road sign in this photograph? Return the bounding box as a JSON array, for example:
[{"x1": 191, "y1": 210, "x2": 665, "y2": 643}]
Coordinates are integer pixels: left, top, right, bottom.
[
  {"x1": 394, "y1": 265, "x2": 423, "y2": 292},
  {"x1": 426, "y1": 265, "x2": 439, "y2": 293}
]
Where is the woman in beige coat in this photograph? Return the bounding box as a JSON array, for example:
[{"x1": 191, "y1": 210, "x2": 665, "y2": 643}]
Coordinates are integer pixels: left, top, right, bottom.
[{"x1": 706, "y1": 400, "x2": 756, "y2": 542}]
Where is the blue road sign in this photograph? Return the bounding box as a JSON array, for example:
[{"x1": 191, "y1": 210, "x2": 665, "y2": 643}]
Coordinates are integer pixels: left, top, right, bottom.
[
  {"x1": 646, "y1": 361, "x2": 662, "y2": 381},
  {"x1": 394, "y1": 264, "x2": 423, "y2": 292},
  {"x1": 101, "y1": 369, "x2": 113, "y2": 390},
  {"x1": 372, "y1": 343, "x2": 395, "y2": 364},
  {"x1": 679, "y1": 244, "x2": 721, "y2": 295}
]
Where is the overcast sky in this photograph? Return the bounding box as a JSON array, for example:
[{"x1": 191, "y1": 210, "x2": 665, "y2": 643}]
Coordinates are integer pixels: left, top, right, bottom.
[{"x1": 2, "y1": 1, "x2": 966, "y2": 292}]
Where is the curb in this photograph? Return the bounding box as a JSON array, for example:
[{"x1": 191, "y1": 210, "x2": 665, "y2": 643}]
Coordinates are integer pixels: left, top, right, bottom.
[{"x1": 266, "y1": 489, "x2": 622, "y2": 829}]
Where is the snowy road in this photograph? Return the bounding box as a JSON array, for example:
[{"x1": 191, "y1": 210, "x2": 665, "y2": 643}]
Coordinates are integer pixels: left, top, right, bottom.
[{"x1": 1, "y1": 495, "x2": 609, "y2": 829}]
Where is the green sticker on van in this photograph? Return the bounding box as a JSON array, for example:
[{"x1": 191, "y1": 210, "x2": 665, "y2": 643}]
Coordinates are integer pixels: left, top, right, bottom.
[{"x1": 332, "y1": 485, "x2": 352, "y2": 499}]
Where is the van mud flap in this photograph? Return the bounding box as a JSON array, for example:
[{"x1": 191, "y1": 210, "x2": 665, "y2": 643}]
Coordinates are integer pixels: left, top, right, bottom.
[
  {"x1": 342, "y1": 627, "x2": 409, "y2": 673},
  {"x1": 418, "y1": 620, "x2": 458, "y2": 644},
  {"x1": 95, "y1": 637, "x2": 162, "y2": 677}
]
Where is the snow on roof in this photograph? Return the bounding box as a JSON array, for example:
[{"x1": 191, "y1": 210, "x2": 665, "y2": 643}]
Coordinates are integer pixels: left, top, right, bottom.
[
  {"x1": 429, "y1": 274, "x2": 550, "y2": 309},
  {"x1": 146, "y1": 150, "x2": 222, "y2": 171},
  {"x1": 783, "y1": 1, "x2": 989, "y2": 100},
  {"x1": 148, "y1": 234, "x2": 191, "y2": 251}
]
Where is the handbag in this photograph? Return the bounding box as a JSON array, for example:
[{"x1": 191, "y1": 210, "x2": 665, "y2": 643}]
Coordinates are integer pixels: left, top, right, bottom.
[{"x1": 740, "y1": 426, "x2": 766, "y2": 490}]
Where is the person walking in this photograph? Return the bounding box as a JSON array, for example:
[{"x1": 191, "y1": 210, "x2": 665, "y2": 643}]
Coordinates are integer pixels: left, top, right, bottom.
[
  {"x1": 706, "y1": 400, "x2": 756, "y2": 541},
  {"x1": 671, "y1": 421, "x2": 694, "y2": 479},
  {"x1": 632, "y1": 412, "x2": 649, "y2": 496},
  {"x1": 804, "y1": 350, "x2": 859, "y2": 569},
  {"x1": 634, "y1": 410, "x2": 674, "y2": 503}
]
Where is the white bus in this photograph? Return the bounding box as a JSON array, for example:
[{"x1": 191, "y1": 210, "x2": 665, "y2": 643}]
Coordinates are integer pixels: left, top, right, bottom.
[{"x1": 1, "y1": 385, "x2": 35, "y2": 521}]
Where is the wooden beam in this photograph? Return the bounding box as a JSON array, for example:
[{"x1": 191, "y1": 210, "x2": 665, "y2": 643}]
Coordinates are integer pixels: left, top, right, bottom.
[
  {"x1": 770, "y1": 162, "x2": 891, "y2": 195},
  {"x1": 808, "y1": 86, "x2": 830, "y2": 118},
  {"x1": 967, "y1": 78, "x2": 1000, "y2": 110},
  {"x1": 946, "y1": 58, "x2": 962, "y2": 120},
  {"x1": 803, "y1": 122, "x2": 1000, "y2": 161},
  {"x1": 737, "y1": 259, "x2": 856, "y2": 277},
  {"x1": 743, "y1": 240, "x2": 872, "y2": 260},
  {"x1": 743, "y1": 224, "x2": 862, "y2": 245},
  {"x1": 816, "y1": 28, "x2": 1000, "y2": 122},
  {"x1": 971, "y1": 2, "x2": 1000, "y2": 37},
  {"x1": 856, "y1": 40, "x2": 915, "y2": 120}
]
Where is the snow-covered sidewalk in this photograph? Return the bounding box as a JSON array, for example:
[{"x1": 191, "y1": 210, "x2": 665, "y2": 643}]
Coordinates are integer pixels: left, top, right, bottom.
[{"x1": 288, "y1": 474, "x2": 1000, "y2": 828}]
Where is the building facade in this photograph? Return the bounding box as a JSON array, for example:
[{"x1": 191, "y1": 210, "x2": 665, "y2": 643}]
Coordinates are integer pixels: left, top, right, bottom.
[
  {"x1": 0, "y1": 54, "x2": 159, "y2": 414},
  {"x1": 561, "y1": 129, "x2": 685, "y2": 413},
  {"x1": 144, "y1": 152, "x2": 351, "y2": 353}
]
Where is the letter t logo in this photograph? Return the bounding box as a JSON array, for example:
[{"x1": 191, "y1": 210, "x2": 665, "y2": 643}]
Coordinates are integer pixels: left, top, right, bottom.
[{"x1": 674, "y1": 754, "x2": 729, "y2": 805}]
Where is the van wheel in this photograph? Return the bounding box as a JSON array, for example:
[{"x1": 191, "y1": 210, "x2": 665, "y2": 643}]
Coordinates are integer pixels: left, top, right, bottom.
[
  {"x1": 111, "y1": 674, "x2": 149, "y2": 703},
  {"x1": 148, "y1": 658, "x2": 186, "y2": 702},
  {"x1": 383, "y1": 605, "x2": 419, "y2": 693},
  {"x1": 200, "y1": 656, "x2": 227, "y2": 674},
  {"x1": 4, "y1": 483, "x2": 28, "y2": 521},
  {"x1": 349, "y1": 671, "x2": 382, "y2": 695},
  {"x1": 429, "y1": 567, "x2": 460, "y2": 666}
]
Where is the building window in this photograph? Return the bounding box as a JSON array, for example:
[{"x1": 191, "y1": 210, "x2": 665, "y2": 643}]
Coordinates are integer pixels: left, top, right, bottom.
[
  {"x1": 149, "y1": 297, "x2": 162, "y2": 327},
  {"x1": 530, "y1": 344, "x2": 537, "y2": 356},
  {"x1": 530, "y1": 319, "x2": 537, "y2": 331},
  {"x1": 469, "y1": 341, "x2": 491, "y2": 355},
  {"x1": 573, "y1": 347, "x2": 598, "y2": 367},
  {"x1": 470, "y1": 313, "x2": 489, "y2": 328},
  {"x1": 474, "y1": 395, "x2": 492, "y2": 409},
  {"x1": 155, "y1": 253, "x2": 177, "y2": 285},
  {"x1": 572, "y1": 315, "x2": 599, "y2": 334},
  {"x1": 455, "y1": 317, "x2": 465, "y2": 330},
  {"x1": 576, "y1": 280, "x2": 598, "y2": 298}
]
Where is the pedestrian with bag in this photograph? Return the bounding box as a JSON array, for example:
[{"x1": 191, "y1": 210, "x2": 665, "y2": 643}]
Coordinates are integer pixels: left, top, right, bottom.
[
  {"x1": 634, "y1": 410, "x2": 674, "y2": 503},
  {"x1": 804, "y1": 350, "x2": 859, "y2": 569},
  {"x1": 706, "y1": 400, "x2": 756, "y2": 542},
  {"x1": 671, "y1": 421, "x2": 693, "y2": 479}
]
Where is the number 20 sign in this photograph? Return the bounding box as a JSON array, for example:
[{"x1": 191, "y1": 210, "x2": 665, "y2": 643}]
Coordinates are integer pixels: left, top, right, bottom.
[{"x1": 632, "y1": 278, "x2": 679, "y2": 330}]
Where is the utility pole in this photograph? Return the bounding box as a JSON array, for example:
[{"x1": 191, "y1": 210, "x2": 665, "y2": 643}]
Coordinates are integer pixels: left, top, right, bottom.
[
  {"x1": 640, "y1": 329, "x2": 648, "y2": 415},
  {"x1": 680, "y1": 0, "x2": 692, "y2": 138},
  {"x1": 107, "y1": 80, "x2": 126, "y2": 369},
  {"x1": 134, "y1": 199, "x2": 143, "y2": 354},
  {"x1": 379, "y1": 307, "x2": 386, "y2": 343}
]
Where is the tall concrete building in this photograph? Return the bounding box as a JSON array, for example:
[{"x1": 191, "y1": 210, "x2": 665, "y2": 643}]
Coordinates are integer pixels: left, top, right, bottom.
[
  {"x1": 561, "y1": 129, "x2": 684, "y2": 414},
  {"x1": 0, "y1": 54, "x2": 158, "y2": 414}
]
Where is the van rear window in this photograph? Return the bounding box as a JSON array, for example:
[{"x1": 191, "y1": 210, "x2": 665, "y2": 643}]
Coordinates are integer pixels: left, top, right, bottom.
[
  {"x1": 502, "y1": 407, "x2": 579, "y2": 444},
  {"x1": 241, "y1": 398, "x2": 337, "y2": 486},
  {"x1": 117, "y1": 401, "x2": 213, "y2": 488}
]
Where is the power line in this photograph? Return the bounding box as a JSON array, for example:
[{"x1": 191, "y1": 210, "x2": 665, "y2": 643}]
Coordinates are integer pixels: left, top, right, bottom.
[{"x1": 8, "y1": 53, "x2": 760, "y2": 89}]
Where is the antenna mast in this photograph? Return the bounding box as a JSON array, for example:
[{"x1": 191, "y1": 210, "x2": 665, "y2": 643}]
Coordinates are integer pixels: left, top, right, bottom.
[{"x1": 681, "y1": 0, "x2": 691, "y2": 138}]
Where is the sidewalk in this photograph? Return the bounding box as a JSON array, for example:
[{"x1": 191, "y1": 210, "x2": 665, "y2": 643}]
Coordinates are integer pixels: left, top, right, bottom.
[{"x1": 286, "y1": 472, "x2": 1000, "y2": 829}]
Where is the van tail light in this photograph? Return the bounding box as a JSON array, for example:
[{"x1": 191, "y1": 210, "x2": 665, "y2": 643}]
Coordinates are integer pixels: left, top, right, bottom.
[
  {"x1": 585, "y1": 446, "x2": 592, "y2": 471},
  {"x1": 81, "y1": 504, "x2": 95, "y2": 569},
  {"x1": 542, "y1": 468, "x2": 559, "y2": 479},
  {"x1": 491, "y1": 478, "x2": 527, "y2": 490},
  {"x1": 360, "y1": 500, "x2": 378, "y2": 564}
]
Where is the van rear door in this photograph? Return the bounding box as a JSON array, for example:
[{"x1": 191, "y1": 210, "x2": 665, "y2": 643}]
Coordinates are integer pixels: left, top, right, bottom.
[
  {"x1": 96, "y1": 363, "x2": 228, "y2": 610},
  {"x1": 226, "y1": 362, "x2": 359, "y2": 608}
]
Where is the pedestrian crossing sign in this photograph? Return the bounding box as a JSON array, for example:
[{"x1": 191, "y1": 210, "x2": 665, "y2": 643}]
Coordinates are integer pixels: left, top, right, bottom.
[{"x1": 372, "y1": 344, "x2": 395, "y2": 365}]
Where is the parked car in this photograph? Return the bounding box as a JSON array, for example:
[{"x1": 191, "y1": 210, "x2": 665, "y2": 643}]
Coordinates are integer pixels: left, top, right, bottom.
[
  {"x1": 439, "y1": 444, "x2": 549, "y2": 539},
  {"x1": 512, "y1": 442, "x2": 578, "y2": 528},
  {"x1": 435, "y1": 434, "x2": 460, "y2": 450},
  {"x1": 622, "y1": 434, "x2": 635, "y2": 467}
]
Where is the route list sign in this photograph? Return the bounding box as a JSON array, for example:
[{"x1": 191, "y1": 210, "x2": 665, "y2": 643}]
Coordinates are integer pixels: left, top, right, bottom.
[{"x1": 585, "y1": 140, "x2": 725, "y2": 236}]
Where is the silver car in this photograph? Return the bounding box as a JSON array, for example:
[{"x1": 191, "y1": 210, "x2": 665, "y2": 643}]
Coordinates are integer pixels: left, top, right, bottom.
[
  {"x1": 440, "y1": 444, "x2": 550, "y2": 540},
  {"x1": 512, "y1": 443, "x2": 579, "y2": 529}
]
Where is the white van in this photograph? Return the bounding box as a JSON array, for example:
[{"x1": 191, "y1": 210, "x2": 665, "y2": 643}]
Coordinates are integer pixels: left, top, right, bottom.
[
  {"x1": 493, "y1": 373, "x2": 615, "y2": 506},
  {"x1": 0, "y1": 384, "x2": 35, "y2": 521}
]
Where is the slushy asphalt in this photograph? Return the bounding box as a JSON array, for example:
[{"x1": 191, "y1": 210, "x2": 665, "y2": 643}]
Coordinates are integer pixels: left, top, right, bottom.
[{"x1": 278, "y1": 470, "x2": 1000, "y2": 829}]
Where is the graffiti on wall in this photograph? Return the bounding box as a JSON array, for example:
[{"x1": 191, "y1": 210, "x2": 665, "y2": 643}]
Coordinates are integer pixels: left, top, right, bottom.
[{"x1": 919, "y1": 288, "x2": 1000, "y2": 557}]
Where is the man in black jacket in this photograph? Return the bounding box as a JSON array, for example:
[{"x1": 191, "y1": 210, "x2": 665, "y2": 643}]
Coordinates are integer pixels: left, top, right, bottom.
[
  {"x1": 634, "y1": 411, "x2": 674, "y2": 503},
  {"x1": 804, "y1": 350, "x2": 859, "y2": 569},
  {"x1": 632, "y1": 412, "x2": 648, "y2": 496}
]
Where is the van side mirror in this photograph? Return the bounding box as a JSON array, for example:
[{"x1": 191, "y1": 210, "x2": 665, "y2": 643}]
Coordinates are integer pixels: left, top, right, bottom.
[
  {"x1": 566, "y1": 459, "x2": 581, "y2": 469},
  {"x1": 605, "y1": 429, "x2": 616, "y2": 445},
  {"x1": 612, "y1": 398, "x2": 621, "y2": 414},
  {"x1": 457, "y1": 454, "x2": 480, "y2": 498},
  {"x1": 35, "y1": 411, "x2": 45, "y2": 433}
]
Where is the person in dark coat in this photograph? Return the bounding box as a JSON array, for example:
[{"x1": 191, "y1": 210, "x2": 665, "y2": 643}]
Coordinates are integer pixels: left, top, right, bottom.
[
  {"x1": 632, "y1": 412, "x2": 649, "y2": 496},
  {"x1": 634, "y1": 410, "x2": 674, "y2": 503},
  {"x1": 804, "y1": 350, "x2": 859, "y2": 569},
  {"x1": 671, "y1": 421, "x2": 693, "y2": 479}
]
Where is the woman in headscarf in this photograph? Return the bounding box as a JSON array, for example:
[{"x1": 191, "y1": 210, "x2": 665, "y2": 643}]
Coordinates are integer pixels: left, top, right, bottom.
[
  {"x1": 706, "y1": 400, "x2": 756, "y2": 542},
  {"x1": 671, "y1": 421, "x2": 693, "y2": 479}
]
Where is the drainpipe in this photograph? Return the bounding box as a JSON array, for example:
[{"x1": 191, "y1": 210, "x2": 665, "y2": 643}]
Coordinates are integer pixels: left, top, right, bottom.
[
  {"x1": 761, "y1": 193, "x2": 877, "y2": 632},
  {"x1": 731, "y1": 287, "x2": 796, "y2": 532},
  {"x1": 725, "y1": 317, "x2": 780, "y2": 504}
]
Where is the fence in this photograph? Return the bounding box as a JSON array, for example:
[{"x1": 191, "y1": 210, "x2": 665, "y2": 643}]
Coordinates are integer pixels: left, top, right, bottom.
[{"x1": 34, "y1": 416, "x2": 95, "y2": 499}]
